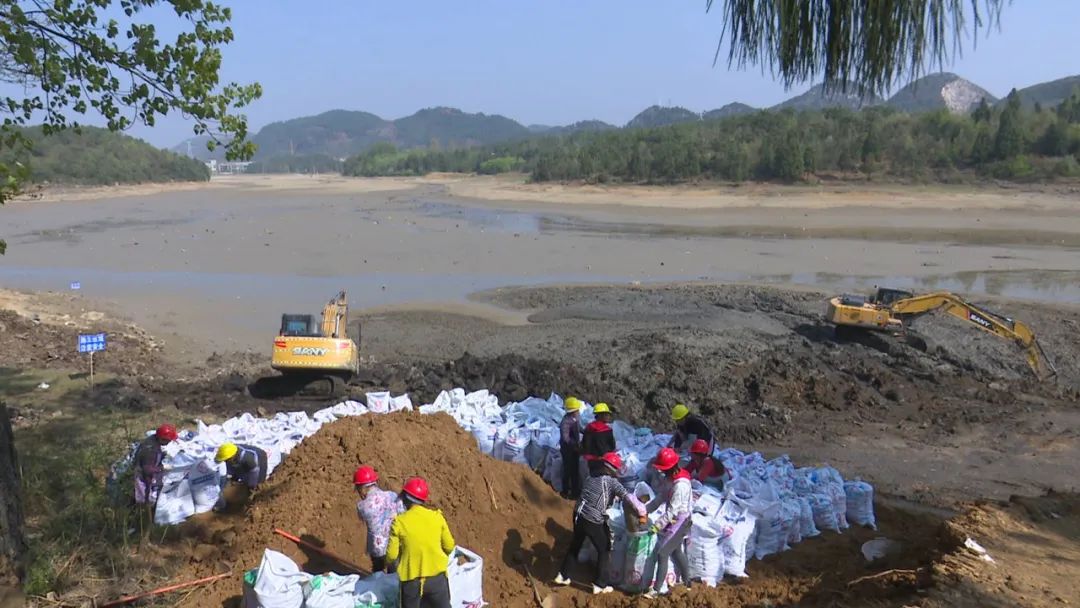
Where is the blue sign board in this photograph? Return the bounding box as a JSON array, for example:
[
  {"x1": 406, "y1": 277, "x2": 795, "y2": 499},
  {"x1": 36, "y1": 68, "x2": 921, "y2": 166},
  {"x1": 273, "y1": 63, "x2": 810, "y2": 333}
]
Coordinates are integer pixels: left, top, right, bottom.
[
  {"x1": 77, "y1": 333, "x2": 106, "y2": 353},
  {"x1": 70, "y1": 281, "x2": 81, "y2": 290}
]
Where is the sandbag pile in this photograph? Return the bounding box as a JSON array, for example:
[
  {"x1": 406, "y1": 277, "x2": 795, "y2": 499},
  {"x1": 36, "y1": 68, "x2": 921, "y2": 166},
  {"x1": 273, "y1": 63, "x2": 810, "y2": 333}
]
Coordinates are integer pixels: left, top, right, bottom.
[
  {"x1": 118, "y1": 386, "x2": 876, "y2": 593},
  {"x1": 241, "y1": 547, "x2": 482, "y2": 608}
]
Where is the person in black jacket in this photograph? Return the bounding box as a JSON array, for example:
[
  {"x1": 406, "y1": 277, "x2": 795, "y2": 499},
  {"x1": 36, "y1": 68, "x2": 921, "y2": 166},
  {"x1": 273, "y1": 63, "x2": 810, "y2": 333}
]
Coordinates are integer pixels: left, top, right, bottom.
[
  {"x1": 581, "y1": 403, "x2": 617, "y2": 476},
  {"x1": 212, "y1": 442, "x2": 268, "y2": 512},
  {"x1": 669, "y1": 403, "x2": 715, "y2": 456}
]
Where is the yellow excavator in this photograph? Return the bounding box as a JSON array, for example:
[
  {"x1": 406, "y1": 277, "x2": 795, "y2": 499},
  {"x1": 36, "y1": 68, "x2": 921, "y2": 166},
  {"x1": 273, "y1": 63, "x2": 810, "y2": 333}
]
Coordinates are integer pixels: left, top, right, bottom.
[
  {"x1": 825, "y1": 287, "x2": 1056, "y2": 379},
  {"x1": 252, "y1": 290, "x2": 360, "y2": 398}
]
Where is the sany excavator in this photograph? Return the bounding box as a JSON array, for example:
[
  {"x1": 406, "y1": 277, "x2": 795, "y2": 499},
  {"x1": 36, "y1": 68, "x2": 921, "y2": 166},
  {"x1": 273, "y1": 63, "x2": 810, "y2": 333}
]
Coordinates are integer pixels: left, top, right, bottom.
[
  {"x1": 825, "y1": 287, "x2": 1056, "y2": 379},
  {"x1": 253, "y1": 290, "x2": 360, "y2": 398}
]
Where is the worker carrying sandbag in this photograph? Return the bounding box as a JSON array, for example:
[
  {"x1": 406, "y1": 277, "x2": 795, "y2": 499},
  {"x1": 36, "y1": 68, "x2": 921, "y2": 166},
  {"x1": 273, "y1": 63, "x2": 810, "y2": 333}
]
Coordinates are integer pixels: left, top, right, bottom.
[
  {"x1": 554, "y1": 452, "x2": 646, "y2": 595},
  {"x1": 643, "y1": 447, "x2": 694, "y2": 599},
  {"x1": 559, "y1": 396, "x2": 584, "y2": 499},
  {"x1": 387, "y1": 477, "x2": 456, "y2": 608},
  {"x1": 133, "y1": 424, "x2": 177, "y2": 508},
  {"x1": 685, "y1": 439, "x2": 726, "y2": 489},
  {"x1": 212, "y1": 442, "x2": 267, "y2": 512},
  {"x1": 668, "y1": 403, "x2": 715, "y2": 456},
  {"x1": 581, "y1": 402, "x2": 616, "y2": 476},
  {"x1": 353, "y1": 465, "x2": 405, "y2": 573}
]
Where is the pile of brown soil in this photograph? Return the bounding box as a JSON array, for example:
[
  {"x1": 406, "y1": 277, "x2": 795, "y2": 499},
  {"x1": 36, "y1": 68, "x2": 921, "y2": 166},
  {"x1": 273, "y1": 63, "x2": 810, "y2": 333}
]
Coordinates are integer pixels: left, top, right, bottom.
[
  {"x1": 176, "y1": 412, "x2": 575, "y2": 607},
  {"x1": 170, "y1": 411, "x2": 954, "y2": 608}
]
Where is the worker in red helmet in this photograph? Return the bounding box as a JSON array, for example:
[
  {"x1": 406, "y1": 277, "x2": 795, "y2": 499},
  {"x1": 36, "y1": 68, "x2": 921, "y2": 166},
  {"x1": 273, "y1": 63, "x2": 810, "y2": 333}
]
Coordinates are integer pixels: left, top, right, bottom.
[
  {"x1": 643, "y1": 447, "x2": 694, "y2": 599},
  {"x1": 685, "y1": 440, "x2": 726, "y2": 489},
  {"x1": 354, "y1": 466, "x2": 404, "y2": 573},
  {"x1": 386, "y1": 477, "x2": 456, "y2": 608},
  {"x1": 133, "y1": 424, "x2": 178, "y2": 508},
  {"x1": 554, "y1": 451, "x2": 646, "y2": 595}
]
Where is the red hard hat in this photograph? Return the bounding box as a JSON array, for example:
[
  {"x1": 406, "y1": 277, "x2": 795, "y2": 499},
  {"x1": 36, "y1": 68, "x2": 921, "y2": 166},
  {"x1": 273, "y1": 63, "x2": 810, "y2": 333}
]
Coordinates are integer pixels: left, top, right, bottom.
[
  {"x1": 652, "y1": 447, "x2": 680, "y2": 471},
  {"x1": 689, "y1": 439, "x2": 710, "y2": 455},
  {"x1": 156, "y1": 424, "x2": 178, "y2": 442},
  {"x1": 402, "y1": 477, "x2": 430, "y2": 503},
  {"x1": 353, "y1": 466, "x2": 378, "y2": 486},
  {"x1": 601, "y1": 452, "x2": 623, "y2": 472}
]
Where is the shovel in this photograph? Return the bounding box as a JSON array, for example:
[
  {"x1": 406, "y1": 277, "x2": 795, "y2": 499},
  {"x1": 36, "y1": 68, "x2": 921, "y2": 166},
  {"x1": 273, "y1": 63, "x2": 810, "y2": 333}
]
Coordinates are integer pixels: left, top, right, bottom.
[{"x1": 516, "y1": 555, "x2": 556, "y2": 608}]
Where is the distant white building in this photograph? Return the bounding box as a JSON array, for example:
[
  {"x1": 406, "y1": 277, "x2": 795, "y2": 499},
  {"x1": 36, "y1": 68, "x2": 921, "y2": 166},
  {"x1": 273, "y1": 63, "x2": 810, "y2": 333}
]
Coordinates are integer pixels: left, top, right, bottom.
[{"x1": 205, "y1": 160, "x2": 251, "y2": 175}]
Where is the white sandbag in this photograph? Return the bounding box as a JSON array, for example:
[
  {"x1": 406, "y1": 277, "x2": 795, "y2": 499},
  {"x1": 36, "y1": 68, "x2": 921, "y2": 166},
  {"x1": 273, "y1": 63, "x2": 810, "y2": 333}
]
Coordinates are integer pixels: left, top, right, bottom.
[
  {"x1": 687, "y1": 535, "x2": 722, "y2": 587},
  {"x1": 607, "y1": 528, "x2": 629, "y2": 584},
  {"x1": 154, "y1": 478, "x2": 195, "y2": 525},
  {"x1": 353, "y1": 572, "x2": 399, "y2": 607},
  {"x1": 303, "y1": 573, "x2": 360, "y2": 608},
  {"x1": 189, "y1": 459, "x2": 222, "y2": 513},
  {"x1": 621, "y1": 530, "x2": 657, "y2": 592},
  {"x1": 447, "y1": 546, "x2": 485, "y2": 608},
  {"x1": 844, "y1": 480, "x2": 877, "y2": 529},
  {"x1": 798, "y1": 496, "x2": 820, "y2": 538},
  {"x1": 390, "y1": 394, "x2": 413, "y2": 412},
  {"x1": 783, "y1": 498, "x2": 803, "y2": 547},
  {"x1": 246, "y1": 549, "x2": 311, "y2": 608},
  {"x1": 495, "y1": 425, "x2": 530, "y2": 466},
  {"x1": 542, "y1": 448, "x2": 563, "y2": 493},
  {"x1": 810, "y1": 492, "x2": 841, "y2": 532},
  {"x1": 718, "y1": 500, "x2": 756, "y2": 578},
  {"x1": 470, "y1": 419, "x2": 501, "y2": 456},
  {"x1": 365, "y1": 392, "x2": 392, "y2": 414}
]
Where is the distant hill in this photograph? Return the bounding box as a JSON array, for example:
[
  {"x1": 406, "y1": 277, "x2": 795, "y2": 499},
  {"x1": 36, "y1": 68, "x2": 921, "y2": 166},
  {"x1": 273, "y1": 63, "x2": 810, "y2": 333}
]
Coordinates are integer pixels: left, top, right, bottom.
[
  {"x1": 887, "y1": 72, "x2": 996, "y2": 114},
  {"x1": 626, "y1": 105, "x2": 701, "y2": 129},
  {"x1": 9, "y1": 126, "x2": 208, "y2": 184},
  {"x1": 391, "y1": 107, "x2": 530, "y2": 149},
  {"x1": 252, "y1": 109, "x2": 390, "y2": 159},
  {"x1": 527, "y1": 124, "x2": 554, "y2": 133},
  {"x1": 1009, "y1": 75, "x2": 1080, "y2": 109},
  {"x1": 703, "y1": 102, "x2": 755, "y2": 121},
  {"x1": 773, "y1": 83, "x2": 882, "y2": 111},
  {"x1": 171, "y1": 135, "x2": 227, "y2": 162},
  {"x1": 546, "y1": 120, "x2": 618, "y2": 136}
]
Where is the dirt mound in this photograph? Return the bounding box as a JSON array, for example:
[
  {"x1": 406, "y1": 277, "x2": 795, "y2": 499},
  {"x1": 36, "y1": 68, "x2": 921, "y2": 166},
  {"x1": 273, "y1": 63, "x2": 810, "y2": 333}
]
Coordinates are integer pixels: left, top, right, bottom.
[
  {"x1": 166, "y1": 410, "x2": 964, "y2": 608},
  {"x1": 175, "y1": 412, "x2": 575, "y2": 607},
  {"x1": 923, "y1": 492, "x2": 1080, "y2": 608}
]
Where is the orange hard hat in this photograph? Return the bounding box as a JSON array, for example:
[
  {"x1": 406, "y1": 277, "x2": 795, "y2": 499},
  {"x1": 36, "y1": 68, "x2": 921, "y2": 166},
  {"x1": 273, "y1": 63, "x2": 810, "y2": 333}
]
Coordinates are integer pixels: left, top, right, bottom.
[
  {"x1": 652, "y1": 447, "x2": 680, "y2": 471},
  {"x1": 601, "y1": 452, "x2": 623, "y2": 472},
  {"x1": 402, "y1": 477, "x2": 430, "y2": 503},
  {"x1": 156, "y1": 424, "x2": 178, "y2": 442},
  {"x1": 689, "y1": 439, "x2": 710, "y2": 455},
  {"x1": 353, "y1": 466, "x2": 378, "y2": 486}
]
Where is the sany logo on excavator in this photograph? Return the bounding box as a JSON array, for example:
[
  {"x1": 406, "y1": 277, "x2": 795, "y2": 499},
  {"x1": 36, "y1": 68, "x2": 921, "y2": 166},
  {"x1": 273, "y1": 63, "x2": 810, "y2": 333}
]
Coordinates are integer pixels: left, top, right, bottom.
[
  {"x1": 292, "y1": 347, "x2": 328, "y2": 356},
  {"x1": 968, "y1": 311, "x2": 994, "y2": 330}
]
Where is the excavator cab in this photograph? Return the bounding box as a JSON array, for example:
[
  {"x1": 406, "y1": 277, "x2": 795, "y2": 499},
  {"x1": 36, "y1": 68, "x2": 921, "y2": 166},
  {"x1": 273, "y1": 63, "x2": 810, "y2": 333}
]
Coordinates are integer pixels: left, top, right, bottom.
[
  {"x1": 280, "y1": 314, "x2": 319, "y2": 337},
  {"x1": 871, "y1": 287, "x2": 914, "y2": 306}
]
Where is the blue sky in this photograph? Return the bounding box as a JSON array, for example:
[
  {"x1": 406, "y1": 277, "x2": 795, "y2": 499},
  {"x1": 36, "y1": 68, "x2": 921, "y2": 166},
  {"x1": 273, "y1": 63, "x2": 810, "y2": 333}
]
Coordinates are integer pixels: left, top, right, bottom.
[{"x1": 104, "y1": 0, "x2": 1080, "y2": 147}]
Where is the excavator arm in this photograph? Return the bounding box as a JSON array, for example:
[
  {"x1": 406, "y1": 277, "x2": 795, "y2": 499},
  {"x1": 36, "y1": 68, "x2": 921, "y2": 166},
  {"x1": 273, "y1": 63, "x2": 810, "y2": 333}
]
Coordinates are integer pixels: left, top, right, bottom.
[
  {"x1": 888, "y1": 292, "x2": 1057, "y2": 379},
  {"x1": 320, "y1": 290, "x2": 349, "y2": 339}
]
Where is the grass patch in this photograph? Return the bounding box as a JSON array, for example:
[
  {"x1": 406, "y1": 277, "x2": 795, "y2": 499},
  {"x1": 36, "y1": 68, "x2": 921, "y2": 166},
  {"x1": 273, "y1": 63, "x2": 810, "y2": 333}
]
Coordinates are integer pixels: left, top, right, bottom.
[{"x1": 5, "y1": 367, "x2": 191, "y2": 602}]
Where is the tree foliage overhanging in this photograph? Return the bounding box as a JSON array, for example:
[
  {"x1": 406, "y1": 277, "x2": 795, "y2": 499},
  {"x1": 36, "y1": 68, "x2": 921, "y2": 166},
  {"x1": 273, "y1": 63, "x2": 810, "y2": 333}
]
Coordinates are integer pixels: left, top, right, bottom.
[{"x1": 342, "y1": 90, "x2": 1080, "y2": 184}]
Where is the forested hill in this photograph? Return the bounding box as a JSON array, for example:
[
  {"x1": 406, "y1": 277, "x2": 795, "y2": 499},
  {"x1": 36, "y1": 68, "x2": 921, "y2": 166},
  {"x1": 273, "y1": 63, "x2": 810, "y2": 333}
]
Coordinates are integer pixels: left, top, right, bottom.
[
  {"x1": 342, "y1": 89, "x2": 1080, "y2": 184},
  {"x1": 6, "y1": 127, "x2": 209, "y2": 184}
]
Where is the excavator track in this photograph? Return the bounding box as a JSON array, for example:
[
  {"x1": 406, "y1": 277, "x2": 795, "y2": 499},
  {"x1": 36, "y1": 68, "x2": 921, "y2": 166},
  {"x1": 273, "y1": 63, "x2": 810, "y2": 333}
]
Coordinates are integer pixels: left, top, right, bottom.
[{"x1": 250, "y1": 373, "x2": 348, "y2": 400}]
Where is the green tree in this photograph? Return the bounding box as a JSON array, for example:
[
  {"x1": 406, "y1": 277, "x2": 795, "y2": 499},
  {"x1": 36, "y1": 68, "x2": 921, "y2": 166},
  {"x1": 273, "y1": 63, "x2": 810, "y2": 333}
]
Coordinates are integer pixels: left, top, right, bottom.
[
  {"x1": 972, "y1": 98, "x2": 993, "y2": 124},
  {"x1": 0, "y1": 0, "x2": 261, "y2": 253},
  {"x1": 994, "y1": 88, "x2": 1025, "y2": 160},
  {"x1": 1036, "y1": 120, "x2": 1070, "y2": 156}
]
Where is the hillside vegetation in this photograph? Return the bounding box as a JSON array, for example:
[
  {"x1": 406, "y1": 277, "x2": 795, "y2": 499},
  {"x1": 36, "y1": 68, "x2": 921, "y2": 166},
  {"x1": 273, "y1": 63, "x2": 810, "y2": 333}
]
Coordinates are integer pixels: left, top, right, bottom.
[
  {"x1": 342, "y1": 90, "x2": 1080, "y2": 184},
  {"x1": 6, "y1": 127, "x2": 209, "y2": 185}
]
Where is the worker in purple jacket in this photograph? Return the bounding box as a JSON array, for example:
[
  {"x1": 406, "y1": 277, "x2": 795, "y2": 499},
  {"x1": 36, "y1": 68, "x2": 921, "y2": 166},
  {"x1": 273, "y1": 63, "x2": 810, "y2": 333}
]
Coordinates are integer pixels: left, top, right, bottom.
[{"x1": 559, "y1": 397, "x2": 584, "y2": 499}]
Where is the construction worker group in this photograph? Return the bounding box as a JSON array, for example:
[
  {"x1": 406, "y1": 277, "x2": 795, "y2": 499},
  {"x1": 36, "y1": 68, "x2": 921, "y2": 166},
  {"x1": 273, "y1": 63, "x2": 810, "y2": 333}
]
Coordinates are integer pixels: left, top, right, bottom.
[
  {"x1": 557, "y1": 397, "x2": 724, "y2": 597},
  {"x1": 135, "y1": 397, "x2": 718, "y2": 604}
]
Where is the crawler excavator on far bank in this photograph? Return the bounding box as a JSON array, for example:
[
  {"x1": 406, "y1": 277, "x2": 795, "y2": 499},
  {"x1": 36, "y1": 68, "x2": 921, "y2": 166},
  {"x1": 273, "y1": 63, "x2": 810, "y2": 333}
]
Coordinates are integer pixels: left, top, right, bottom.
[
  {"x1": 250, "y1": 290, "x2": 360, "y2": 399},
  {"x1": 825, "y1": 287, "x2": 1056, "y2": 379}
]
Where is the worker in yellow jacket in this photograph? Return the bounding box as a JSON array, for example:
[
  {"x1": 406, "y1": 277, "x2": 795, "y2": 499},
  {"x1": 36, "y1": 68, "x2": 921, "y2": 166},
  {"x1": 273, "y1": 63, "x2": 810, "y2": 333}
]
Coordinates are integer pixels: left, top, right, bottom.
[{"x1": 386, "y1": 477, "x2": 456, "y2": 608}]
